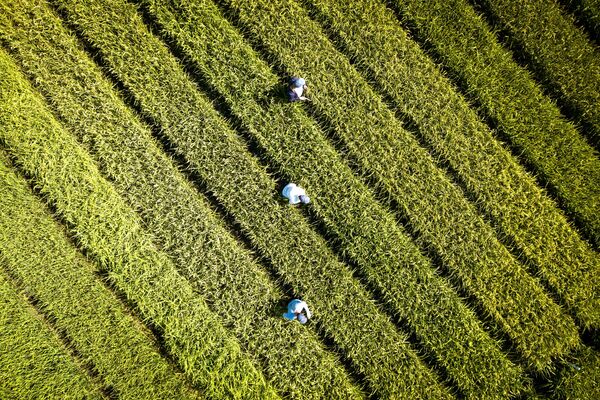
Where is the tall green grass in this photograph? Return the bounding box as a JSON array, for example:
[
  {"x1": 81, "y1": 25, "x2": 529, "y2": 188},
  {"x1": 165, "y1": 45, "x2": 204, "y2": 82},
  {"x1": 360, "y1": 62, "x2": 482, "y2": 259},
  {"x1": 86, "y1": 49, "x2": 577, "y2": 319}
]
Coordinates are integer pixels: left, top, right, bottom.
[
  {"x1": 0, "y1": 263, "x2": 102, "y2": 400},
  {"x1": 135, "y1": 1, "x2": 531, "y2": 397},
  {"x1": 0, "y1": 2, "x2": 363, "y2": 398},
  {"x1": 301, "y1": 0, "x2": 600, "y2": 330},
  {"x1": 388, "y1": 0, "x2": 600, "y2": 252},
  {"x1": 0, "y1": 47, "x2": 277, "y2": 400},
  {"x1": 564, "y1": 0, "x2": 600, "y2": 40},
  {"x1": 51, "y1": 0, "x2": 456, "y2": 397},
  {"x1": 477, "y1": 0, "x2": 600, "y2": 145},
  {"x1": 0, "y1": 150, "x2": 201, "y2": 400},
  {"x1": 208, "y1": 0, "x2": 580, "y2": 370},
  {"x1": 553, "y1": 347, "x2": 600, "y2": 400}
]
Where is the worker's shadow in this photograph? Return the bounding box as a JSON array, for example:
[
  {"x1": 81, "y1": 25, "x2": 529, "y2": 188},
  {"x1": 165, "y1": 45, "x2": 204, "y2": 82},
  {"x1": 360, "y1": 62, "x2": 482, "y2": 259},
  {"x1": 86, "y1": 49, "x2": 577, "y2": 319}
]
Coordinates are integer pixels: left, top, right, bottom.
[{"x1": 258, "y1": 83, "x2": 289, "y2": 109}]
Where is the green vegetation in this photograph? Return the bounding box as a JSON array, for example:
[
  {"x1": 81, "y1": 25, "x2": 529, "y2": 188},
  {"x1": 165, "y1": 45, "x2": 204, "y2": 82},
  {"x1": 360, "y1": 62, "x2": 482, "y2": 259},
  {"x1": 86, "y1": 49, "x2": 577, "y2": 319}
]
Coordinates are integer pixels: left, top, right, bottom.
[
  {"x1": 0, "y1": 265, "x2": 102, "y2": 400},
  {"x1": 208, "y1": 0, "x2": 579, "y2": 370},
  {"x1": 300, "y1": 0, "x2": 600, "y2": 330},
  {"x1": 0, "y1": 2, "x2": 362, "y2": 398},
  {"x1": 553, "y1": 347, "x2": 600, "y2": 400},
  {"x1": 0, "y1": 47, "x2": 276, "y2": 400},
  {"x1": 478, "y1": 0, "x2": 600, "y2": 145},
  {"x1": 389, "y1": 0, "x2": 600, "y2": 254},
  {"x1": 0, "y1": 150, "x2": 201, "y2": 399},
  {"x1": 136, "y1": 1, "x2": 531, "y2": 398},
  {"x1": 37, "y1": 0, "x2": 453, "y2": 397}
]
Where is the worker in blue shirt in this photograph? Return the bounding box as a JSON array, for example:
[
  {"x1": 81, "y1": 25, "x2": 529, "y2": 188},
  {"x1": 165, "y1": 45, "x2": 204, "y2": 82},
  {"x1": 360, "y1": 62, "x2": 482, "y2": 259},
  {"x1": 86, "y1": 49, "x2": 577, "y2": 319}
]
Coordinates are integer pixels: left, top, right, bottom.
[
  {"x1": 287, "y1": 77, "x2": 310, "y2": 102},
  {"x1": 283, "y1": 299, "x2": 312, "y2": 324}
]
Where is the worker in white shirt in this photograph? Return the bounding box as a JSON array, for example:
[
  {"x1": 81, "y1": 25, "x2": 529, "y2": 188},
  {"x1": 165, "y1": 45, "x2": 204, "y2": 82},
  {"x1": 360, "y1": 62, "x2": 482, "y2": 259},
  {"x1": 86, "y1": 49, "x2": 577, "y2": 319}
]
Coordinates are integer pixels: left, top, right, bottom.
[
  {"x1": 282, "y1": 182, "x2": 310, "y2": 205},
  {"x1": 287, "y1": 77, "x2": 310, "y2": 102},
  {"x1": 283, "y1": 299, "x2": 312, "y2": 324}
]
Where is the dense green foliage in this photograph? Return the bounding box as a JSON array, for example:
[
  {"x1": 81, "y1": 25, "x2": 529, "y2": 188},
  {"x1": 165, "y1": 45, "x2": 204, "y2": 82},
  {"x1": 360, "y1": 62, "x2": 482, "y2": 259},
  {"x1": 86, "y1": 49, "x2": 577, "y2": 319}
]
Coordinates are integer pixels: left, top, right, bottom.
[
  {"x1": 1, "y1": 0, "x2": 598, "y2": 397},
  {"x1": 0, "y1": 3, "x2": 362, "y2": 398},
  {"x1": 0, "y1": 267, "x2": 102, "y2": 400},
  {"x1": 0, "y1": 150, "x2": 201, "y2": 399},
  {"x1": 0, "y1": 47, "x2": 276, "y2": 399}
]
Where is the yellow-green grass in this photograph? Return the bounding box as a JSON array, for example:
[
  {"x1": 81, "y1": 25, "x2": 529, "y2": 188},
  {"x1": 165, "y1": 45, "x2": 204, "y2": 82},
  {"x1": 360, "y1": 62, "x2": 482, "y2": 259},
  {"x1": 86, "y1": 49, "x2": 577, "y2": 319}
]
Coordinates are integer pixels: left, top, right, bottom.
[
  {"x1": 0, "y1": 266, "x2": 102, "y2": 400},
  {"x1": 0, "y1": 47, "x2": 276, "y2": 400},
  {"x1": 0, "y1": 2, "x2": 363, "y2": 398},
  {"x1": 477, "y1": 0, "x2": 600, "y2": 145},
  {"x1": 388, "y1": 0, "x2": 600, "y2": 253},
  {"x1": 0, "y1": 150, "x2": 202, "y2": 400},
  {"x1": 202, "y1": 0, "x2": 580, "y2": 371},
  {"x1": 301, "y1": 0, "x2": 600, "y2": 331},
  {"x1": 553, "y1": 346, "x2": 600, "y2": 400},
  {"x1": 135, "y1": 1, "x2": 531, "y2": 398},
  {"x1": 50, "y1": 0, "x2": 457, "y2": 397},
  {"x1": 565, "y1": 0, "x2": 600, "y2": 40}
]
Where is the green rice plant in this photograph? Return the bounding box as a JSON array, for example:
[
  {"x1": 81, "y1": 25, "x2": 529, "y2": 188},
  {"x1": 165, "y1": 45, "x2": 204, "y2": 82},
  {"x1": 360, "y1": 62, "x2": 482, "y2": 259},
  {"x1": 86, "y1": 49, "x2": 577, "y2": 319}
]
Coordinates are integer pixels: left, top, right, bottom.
[
  {"x1": 0, "y1": 150, "x2": 201, "y2": 400},
  {"x1": 563, "y1": 0, "x2": 600, "y2": 40},
  {"x1": 196, "y1": 0, "x2": 579, "y2": 371},
  {"x1": 0, "y1": 47, "x2": 277, "y2": 400},
  {"x1": 301, "y1": 0, "x2": 600, "y2": 331},
  {"x1": 0, "y1": 265, "x2": 102, "y2": 400},
  {"x1": 553, "y1": 347, "x2": 600, "y2": 400},
  {"x1": 0, "y1": 2, "x2": 363, "y2": 398},
  {"x1": 476, "y1": 0, "x2": 600, "y2": 145},
  {"x1": 131, "y1": 1, "x2": 532, "y2": 397},
  {"x1": 50, "y1": 0, "x2": 457, "y2": 398}
]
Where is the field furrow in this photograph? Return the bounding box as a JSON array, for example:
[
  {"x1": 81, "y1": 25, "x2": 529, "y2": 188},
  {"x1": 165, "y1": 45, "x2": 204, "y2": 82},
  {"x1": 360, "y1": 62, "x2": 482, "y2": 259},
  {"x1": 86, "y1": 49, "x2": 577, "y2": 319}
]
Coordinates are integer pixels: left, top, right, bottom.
[
  {"x1": 49, "y1": 0, "x2": 457, "y2": 397},
  {"x1": 134, "y1": 1, "x2": 533, "y2": 397},
  {"x1": 0, "y1": 263, "x2": 102, "y2": 400},
  {"x1": 299, "y1": 0, "x2": 600, "y2": 331},
  {"x1": 0, "y1": 150, "x2": 201, "y2": 399},
  {"x1": 0, "y1": 47, "x2": 276, "y2": 400},
  {"x1": 206, "y1": 0, "x2": 580, "y2": 371},
  {"x1": 0, "y1": 2, "x2": 363, "y2": 398},
  {"x1": 388, "y1": 0, "x2": 600, "y2": 251},
  {"x1": 476, "y1": 0, "x2": 600, "y2": 145}
]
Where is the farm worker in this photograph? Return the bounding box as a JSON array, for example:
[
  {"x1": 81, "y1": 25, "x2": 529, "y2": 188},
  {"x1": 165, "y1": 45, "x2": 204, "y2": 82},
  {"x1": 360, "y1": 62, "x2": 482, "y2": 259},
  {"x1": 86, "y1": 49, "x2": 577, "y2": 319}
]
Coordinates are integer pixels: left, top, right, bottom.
[
  {"x1": 283, "y1": 299, "x2": 312, "y2": 324},
  {"x1": 282, "y1": 182, "x2": 310, "y2": 205},
  {"x1": 287, "y1": 76, "x2": 310, "y2": 102}
]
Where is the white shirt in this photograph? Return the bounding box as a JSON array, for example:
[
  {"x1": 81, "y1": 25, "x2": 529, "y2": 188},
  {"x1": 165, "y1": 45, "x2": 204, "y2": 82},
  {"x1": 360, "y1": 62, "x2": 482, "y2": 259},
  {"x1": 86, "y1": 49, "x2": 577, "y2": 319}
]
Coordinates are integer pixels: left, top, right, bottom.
[
  {"x1": 290, "y1": 300, "x2": 312, "y2": 319},
  {"x1": 282, "y1": 183, "x2": 307, "y2": 205},
  {"x1": 292, "y1": 85, "x2": 304, "y2": 99}
]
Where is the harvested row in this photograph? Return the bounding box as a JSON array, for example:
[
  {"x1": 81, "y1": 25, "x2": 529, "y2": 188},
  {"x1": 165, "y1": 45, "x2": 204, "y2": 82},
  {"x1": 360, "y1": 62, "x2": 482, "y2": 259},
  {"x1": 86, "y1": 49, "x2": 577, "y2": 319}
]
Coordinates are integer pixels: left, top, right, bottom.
[
  {"x1": 476, "y1": 0, "x2": 600, "y2": 145},
  {"x1": 51, "y1": 0, "x2": 452, "y2": 398},
  {"x1": 136, "y1": 1, "x2": 530, "y2": 398},
  {"x1": 0, "y1": 150, "x2": 201, "y2": 400},
  {"x1": 0, "y1": 264, "x2": 102, "y2": 400},
  {"x1": 553, "y1": 347, "x2": 600, "y2": 400},
  {"x1": 0, "y1": 48, "x2": 276, "y2": 400},
  {"x1": 0, "y1": 2, "x2": 363, "y2": 398},
  {"x1": 210, "y1": 0, "x2": 579, "y2": 370},
  {"x1": 387, "y1": 0, "x2": 600, "y2": 251},
  {"x1": 302, "y1": 0, "x2": 600, "y2": 330}
]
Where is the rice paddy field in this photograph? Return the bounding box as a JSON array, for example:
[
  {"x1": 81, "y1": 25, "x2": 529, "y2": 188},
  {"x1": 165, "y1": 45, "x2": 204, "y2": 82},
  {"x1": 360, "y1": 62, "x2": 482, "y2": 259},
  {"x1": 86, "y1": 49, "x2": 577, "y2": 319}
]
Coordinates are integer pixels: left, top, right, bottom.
[{"x1": 0, "y1": 0, "x2": 599, "y2": 398}]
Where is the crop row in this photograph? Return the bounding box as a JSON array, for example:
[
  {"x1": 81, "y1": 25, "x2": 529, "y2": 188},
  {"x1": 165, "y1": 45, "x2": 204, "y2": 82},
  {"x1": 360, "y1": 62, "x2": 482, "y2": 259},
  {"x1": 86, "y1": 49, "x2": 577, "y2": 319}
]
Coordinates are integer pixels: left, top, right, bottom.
[
  {"x1": 388, "y1": 0, "x2": 600, "y2": 265},
  {"x1": 135, "y1": 1, "x2": 533, "y2": 398},
  {"x1": 301, "y1": 0, "x2": 600, "y2": 331},
  {"x1": 553, "y1": 347, "x2": 600, "y2": 400},
  {"x1": 0, "y1": 47, "x2": 276, "y2": 400},
  {"x1": 0, "y1": 258, "x2": 101, "y2": 399},
  {"x1": 209, "y1": 0, "x2": 580, "y2": 370},
  {"x1": 46, "y1": 0, "x2": 452, "y2": 398},
  {"x1": 0, "y1": 150, "x2": 202, "y2": 398},
  {"x1": 477, "y1": 0, "x2": 600, "y2": 146},
  {"x1": 0, "y1": 2, "x2": 363, "y2": 398},
  {"x1": 564, "y1": 0, "x2": 600, "y2": 41}
]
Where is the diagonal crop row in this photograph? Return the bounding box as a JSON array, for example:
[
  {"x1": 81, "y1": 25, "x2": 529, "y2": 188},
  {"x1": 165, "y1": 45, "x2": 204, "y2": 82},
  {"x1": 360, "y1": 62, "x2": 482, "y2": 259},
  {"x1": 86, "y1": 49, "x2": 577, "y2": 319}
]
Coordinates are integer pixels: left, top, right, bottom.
[
  {"x1": 0, "y1": 2, "x2": 363, "y2": 398},
  {"x1": 0, "y1": 150, "x2": 201, "y2": 400},
  {"x1": 0, "y1": 262, "x2": 103, "y2": 400},
  {"x1": 562, "y1": 0, "x2": 600, "y2": 42},
  {"x1": 50, "y1": 0, "x2": 457, "y2": 398},
  {"x1": 205, "y1": 0, "x2": 580, "y2": 371},
  {"x1": 132, "y1": 1, "x2": 532, "y2": 398},
  {"x1": 0, "y1": 47, "x2": 277, "y2": 400},
  {"x1": 552, "y1": 346, "x2": 600, "y2": 400},
  {"x1": 387, "y1": 0, "x2": 600, "y2": 251},
  {"x1": 300, "y1": 0, "x2": 600, "y2": 331},
  {"x1": 475, "y1": 0, "x2": 600, "y2": 146}
]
